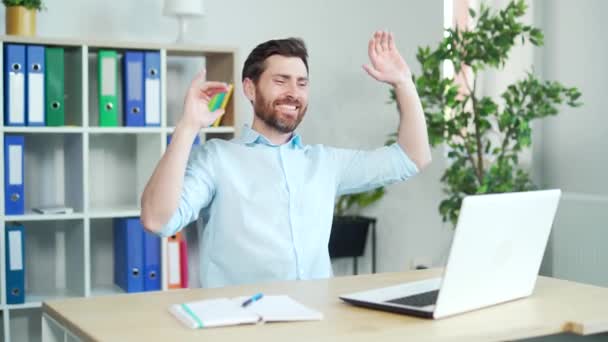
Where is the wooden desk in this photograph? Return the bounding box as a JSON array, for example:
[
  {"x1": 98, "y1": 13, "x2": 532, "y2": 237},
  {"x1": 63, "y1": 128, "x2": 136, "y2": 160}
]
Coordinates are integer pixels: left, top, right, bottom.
[{"x1": 42, "y1": 269, "x2": 608, "y2": 341}]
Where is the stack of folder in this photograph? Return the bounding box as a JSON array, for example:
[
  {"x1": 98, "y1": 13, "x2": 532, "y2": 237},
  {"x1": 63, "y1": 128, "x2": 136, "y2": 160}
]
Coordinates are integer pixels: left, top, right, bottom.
[
  {"x1": 4, "y1": 45, "x2": 234, "y2": 128},
  {"x1": 113, "y1": 217, "x2": 162, "y2": 292},
  {"x1": 98, "y1": 50, "x2": 162, "y2": 127},
  {"x1": 98, "y1": 50, "x2": 233, "y2": 128},
  {"x1": 3, "y1": 44, "x2": 66, "y2": 126}
]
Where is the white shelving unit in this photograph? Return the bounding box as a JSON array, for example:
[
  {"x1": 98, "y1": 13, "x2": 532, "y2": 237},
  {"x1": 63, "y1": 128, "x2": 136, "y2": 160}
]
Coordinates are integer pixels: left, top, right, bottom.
[{"x1": 0, "y1": 35, "x2": 238, "y2": 342}]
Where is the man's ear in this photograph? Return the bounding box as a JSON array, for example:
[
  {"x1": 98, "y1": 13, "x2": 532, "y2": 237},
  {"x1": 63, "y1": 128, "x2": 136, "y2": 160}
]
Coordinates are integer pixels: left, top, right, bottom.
[{"x1": 243, "y1": 78, "x2": 256, "y2": 103}]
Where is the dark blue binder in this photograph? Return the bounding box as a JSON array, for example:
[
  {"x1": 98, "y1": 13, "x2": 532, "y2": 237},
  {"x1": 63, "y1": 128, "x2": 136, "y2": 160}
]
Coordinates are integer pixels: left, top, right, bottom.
[
  {"x1": 113, "y1": 217, "x2": 144, "y2": 293},
  {"x1": 166, "y1": 133, "x2": 201, "y2": 146},
  {"x1": 122, "y1": 51, "x2": 145, "y2": 126},
  {"x1": 5, "y1": 224, "x2": 25, "y2": 304},
  {"x1": 143, "y1": 229, "x2": 161, "y2": 291},
  {"x1": 4, "y1": 44, "x2": 26, "y2": 126},
  {"x1": 25, "y1": 45, "x2": 45, "y2": 126},
  {"x1": 144, "y1": 51, "x2": 161, "y2": 126},
  {"x1": 4, "y1": 135, "x2": 25, "y2": 215}
]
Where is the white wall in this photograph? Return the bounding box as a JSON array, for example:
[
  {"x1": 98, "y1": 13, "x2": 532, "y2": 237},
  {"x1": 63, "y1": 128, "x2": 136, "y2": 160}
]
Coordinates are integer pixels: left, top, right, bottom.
[{"x1": 1, "y1": 1, "x2": 450, "y2": 276}]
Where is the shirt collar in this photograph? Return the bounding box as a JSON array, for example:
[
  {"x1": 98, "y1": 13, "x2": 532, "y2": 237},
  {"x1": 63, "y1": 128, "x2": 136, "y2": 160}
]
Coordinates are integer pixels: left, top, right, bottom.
[{"x1": 237, "y1": 124, "x2": 303, "y2": 148}]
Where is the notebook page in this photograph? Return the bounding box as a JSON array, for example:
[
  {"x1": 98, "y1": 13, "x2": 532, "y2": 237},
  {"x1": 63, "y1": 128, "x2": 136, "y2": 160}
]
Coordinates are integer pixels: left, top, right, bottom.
[
  {"x1": 232, "y1": 295, "x2": 323, "y2": 322},
  {"x1": 170, "y1": 298, "x2": 260, "y2": 329}
]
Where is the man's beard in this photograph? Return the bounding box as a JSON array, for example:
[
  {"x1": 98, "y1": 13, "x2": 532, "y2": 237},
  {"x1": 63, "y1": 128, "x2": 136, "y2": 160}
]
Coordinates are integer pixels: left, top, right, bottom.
[{"x1": 254, "y1": 91, "x2": 307, "y2": 134}]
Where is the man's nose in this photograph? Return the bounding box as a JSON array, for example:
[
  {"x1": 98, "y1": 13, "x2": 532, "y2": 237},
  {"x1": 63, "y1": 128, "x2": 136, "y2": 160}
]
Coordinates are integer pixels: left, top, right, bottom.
[
  {"x1": 285, "y1": 81, "x2": 300, "y2": 96},
  {"x1": 283, "y1": 93, "x2": 297, "y2": 102}
]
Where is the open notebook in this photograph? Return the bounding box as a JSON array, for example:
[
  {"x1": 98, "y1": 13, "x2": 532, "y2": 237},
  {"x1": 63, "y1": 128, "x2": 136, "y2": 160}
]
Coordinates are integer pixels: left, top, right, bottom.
[{"x1": 169, "y1": 295, "x2": 323, "y2": 329}]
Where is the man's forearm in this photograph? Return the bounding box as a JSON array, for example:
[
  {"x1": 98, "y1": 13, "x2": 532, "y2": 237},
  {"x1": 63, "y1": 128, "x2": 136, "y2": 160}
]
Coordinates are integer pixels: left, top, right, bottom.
[
  {"x1": 394, "y1": 77, "x2": 432, "y2": 170},
  {"x1": 140, "y1": 124, "x2": 198, "y2": 232}
]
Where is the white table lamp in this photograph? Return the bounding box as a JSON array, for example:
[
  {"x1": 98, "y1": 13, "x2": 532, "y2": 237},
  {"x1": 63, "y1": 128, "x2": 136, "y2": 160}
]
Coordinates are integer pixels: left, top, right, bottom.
[{"x1": 163, "y1": 0, "x2": 205, "y2": 42}]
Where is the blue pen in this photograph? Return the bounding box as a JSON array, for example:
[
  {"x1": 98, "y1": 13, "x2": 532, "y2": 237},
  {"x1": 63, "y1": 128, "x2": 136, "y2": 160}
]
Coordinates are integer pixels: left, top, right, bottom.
[{"x1": 241, "y1": 293, "x2": 264, "y2": 307}]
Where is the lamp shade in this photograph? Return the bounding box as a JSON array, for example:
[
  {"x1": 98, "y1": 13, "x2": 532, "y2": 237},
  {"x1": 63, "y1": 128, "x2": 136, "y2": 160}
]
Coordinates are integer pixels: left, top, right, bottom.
[{"x1": 163, "y1": 0, "x2": 205, "y2": 17}]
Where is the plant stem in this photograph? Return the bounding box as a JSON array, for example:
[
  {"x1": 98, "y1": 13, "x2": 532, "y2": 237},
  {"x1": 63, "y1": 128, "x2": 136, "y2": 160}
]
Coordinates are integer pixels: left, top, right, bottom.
[
  {"x1": 457, "y1": 132, "x2": 480, "y2": 181},
  {"x1": 498, "y1": 92, "x2": 528, "y2": 162},
  {"x1": 498, "y1": 126, "x2": 513, "y2": 162},
  {"x1": 471, "y1": 78, "x2": 484, "y2": 181},
  {"x1": 460, "y1": 68, "x2": 484, "y2": 184}
]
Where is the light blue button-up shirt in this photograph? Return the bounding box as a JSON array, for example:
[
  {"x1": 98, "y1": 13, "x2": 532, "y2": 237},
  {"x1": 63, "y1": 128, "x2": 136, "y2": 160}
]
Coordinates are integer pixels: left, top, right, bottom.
[{"x1": 158, "y1": 125, "x2": 419, "y2": 288}]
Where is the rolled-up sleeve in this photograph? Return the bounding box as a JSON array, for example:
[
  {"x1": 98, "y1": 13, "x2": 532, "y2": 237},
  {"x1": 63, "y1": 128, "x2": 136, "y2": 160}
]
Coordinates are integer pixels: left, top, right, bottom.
[
  {"x1": 332, "y1": 143, "x2": 419, "y2": 196},
  {"x1": 157, "y1": 144, "x2": 217, "y2": 237}
]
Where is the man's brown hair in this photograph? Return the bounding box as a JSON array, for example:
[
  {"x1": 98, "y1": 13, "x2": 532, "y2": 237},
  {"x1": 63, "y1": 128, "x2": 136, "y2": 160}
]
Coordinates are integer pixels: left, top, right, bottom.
[{"x1": 242, "y1": 38, "x2": 309, "y2": 83}]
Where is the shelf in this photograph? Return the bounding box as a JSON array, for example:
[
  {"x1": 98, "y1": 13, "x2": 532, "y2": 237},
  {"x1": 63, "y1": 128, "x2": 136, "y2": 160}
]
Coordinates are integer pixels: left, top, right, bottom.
[
  {"x1": 1, "y1": 127, "x2": 84, "y2": 133},
  {"x1": 0, "y1": 126, "x2": 236, "y2": 134},
  {"x1": 165, "y1": 126, "x2": 236, "y2": 134},
  {"x1": 90, "y1": 219, "x2": 133, "y2": 298},
  {"x1": 164, "y1": 53, "x2": 233, "y2": 128},
  {"x1": 88, "y1": 207, "x2": 141, "y2": 219},
  {"x1": 165, "y1": 55, "x2": 203, "y2": 127},
  {"x1": 88, "y1": 127, "x2": 164, "y2": 134},
  {"x1": 6, "y1": 302, "x2": 41, "y2": 310},
  {"x1": 90, "y1": 219, "x2": 114, "y2": 300},
  {"x1": 88, "y1": 134, "x2": 160, "y2": 210},
  {"x1": 9, "y1": 307, "x2": 42, "y2": 342},
  {"x1": 90, "y1": 285, "x2": 126, "y2": 298},
  {"x1": 0, "y1": 126, "x2": 237, "y2": 135},
  {"x1": 7, "y1": 290, "x2": 80, "y2": 310},
  {"x1": 18, "y1": 220, "x2": 86, "y2": 305},
  {"x1": 4, "y1": 212, "x2": 84, "y2": 222},
  {"x1": 4, "y1": 133, "x2": 85, "y2": 213},
  {"x1": 0, "y1": 36, "x2": 238, "y2": 342},
  {"x1": 0, "y1": 35, "x2": 85, "y2": 47},
  {"x1": 0, "y1": 34, "x2": 237, "y2": 54}
]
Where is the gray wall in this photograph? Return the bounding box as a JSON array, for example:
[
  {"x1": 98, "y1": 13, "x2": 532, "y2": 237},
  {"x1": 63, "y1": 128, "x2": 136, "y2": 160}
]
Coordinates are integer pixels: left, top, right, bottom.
[
  {"x1": 463, "y1": 0, "x2": 608, "y2": 289},
  {"x1": 473, "y1": 0, "x2": 608, "y2": 289},
  {"x1": 532, "y1": 0, "x2": 608, "y2": 286},
  {"x1": 1, "y1": 0, "x2": 449, "y2": 276},
  {"x1": 534, "y1": 0, "x2": 608, "y2": 195}
]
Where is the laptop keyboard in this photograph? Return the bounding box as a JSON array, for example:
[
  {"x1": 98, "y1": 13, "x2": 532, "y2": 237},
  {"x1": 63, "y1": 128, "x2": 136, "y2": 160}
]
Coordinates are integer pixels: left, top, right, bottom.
[{"x1": 386, "y1": 290, "x2": 439, "y2": 307}]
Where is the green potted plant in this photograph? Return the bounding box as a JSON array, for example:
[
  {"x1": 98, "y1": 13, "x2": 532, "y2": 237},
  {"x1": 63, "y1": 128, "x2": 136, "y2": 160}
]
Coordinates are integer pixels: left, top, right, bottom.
[
  {"x1": 3, "y1": 0, "x2": 44, "y2": 36},
  {"x1": 403, "y1": 0, "x2": 582, "y2": 226},
  {"x1": 330, "y1": 192, "x2": 380, "y2": 268},
  {"x1": 334, "y1": 188, "x2": 385, "y2": 219}
]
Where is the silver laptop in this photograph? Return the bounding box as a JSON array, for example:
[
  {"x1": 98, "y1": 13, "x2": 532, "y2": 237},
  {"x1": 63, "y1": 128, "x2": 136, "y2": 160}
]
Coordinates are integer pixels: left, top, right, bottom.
[{"x1": 339, "y1": 189, "x2": 561, "y2": 319}]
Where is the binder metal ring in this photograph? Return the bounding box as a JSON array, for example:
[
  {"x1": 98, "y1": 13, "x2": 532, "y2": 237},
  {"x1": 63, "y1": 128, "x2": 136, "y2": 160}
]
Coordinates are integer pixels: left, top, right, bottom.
[
  {"x1": 51, "y1": 101, "x2": 61, "y2": 110},
  {"x1": 11, "y1": 193, "x2": 20, "y2": 202},
  {"x1": 12, "y1": 63, "x2": 21, "y2": 71},
  {"x1": 132, "y1": 107, "x2": 140, "y2": 114},
  {"x1": 132, "y1": 268, "x2": 140, "y2": 277},
  {"x1": 106, "y1": 103, "x2": 113, "y2": 110},
  {"x1": 33, "y1": 63, "x2": 41, "y2": 71}
]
